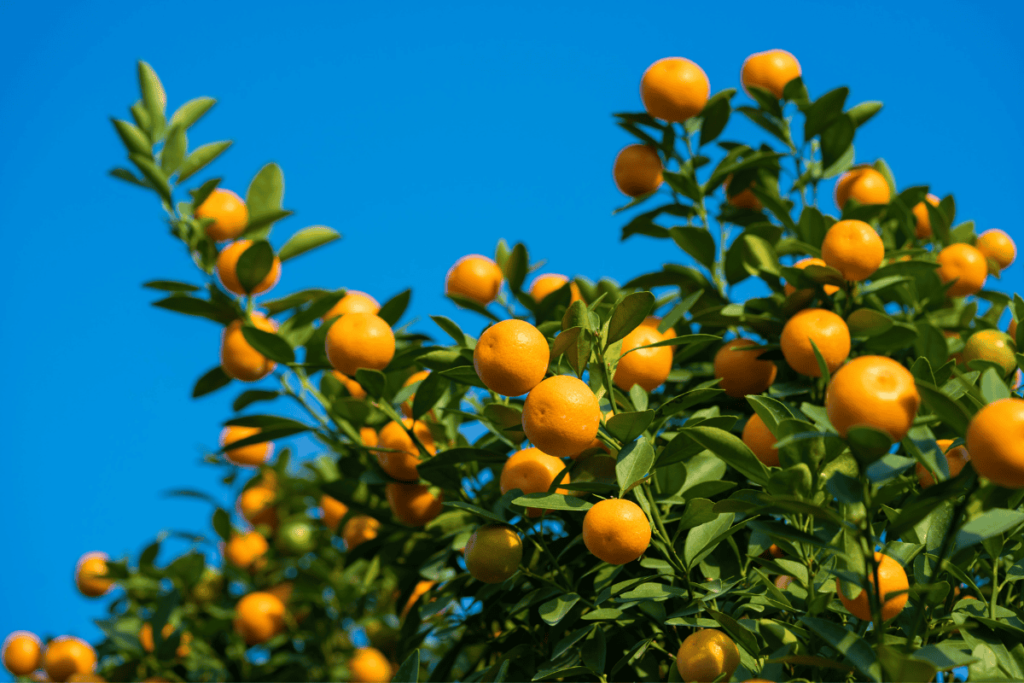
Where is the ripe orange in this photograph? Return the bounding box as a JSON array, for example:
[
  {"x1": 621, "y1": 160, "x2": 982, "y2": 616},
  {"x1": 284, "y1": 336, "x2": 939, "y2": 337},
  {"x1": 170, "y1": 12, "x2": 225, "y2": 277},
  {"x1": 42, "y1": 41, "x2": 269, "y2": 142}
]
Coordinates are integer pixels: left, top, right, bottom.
[
  {"x1": 742, "y1": 413, "x2": 779, "y2": 467},
  {"x1": 640, "y1": 316, "x2": 677, "y2": 339},
  {"x1": 233, "y1": 592, "x2": 286, "y2": 645},
  {"x1": 360, "y1": 426, "x2": 379, "y2": 447},
  {"x1": 911, "y1": 193, "x2": 940, "y2": 239},
  {"x1": 780, "y1": 309, "x2": 851, "y2": 377},
  {"x1": 713, "y1": 339, "x2": 778, "y2": 397},
  {"x1": 967, "y1": 398, "x2": 1024, "y2": 488},
  {"x1": 376, "y1": 419, "x2": 436, "y2": 481},
  {"x1": 139, "y1": 623, "x2": 191, "y2": 658},
  {"x1": 400, "y1": 370, "x2": 431, "y2": 417},
  {"x1": 348, "y1": 647, "x2": 392, "y2": 683},
  {"x1": 640, "y1": 57, "x2": 710, "y2": 123},
  {"x1": 522, "y1": 375, "x2": 601, "y2": 457},
  {"x1": 323, "y1": 291, "x2": 380, "y2": 321},
  {"x1": 42, "y1": 637, "x2": 96, "y2": 683},
  {"x1": 821, "y1": 219, "x2": 884, "y2": 281},
  {"x1": 976, "y1": 229, "x2": 1016, "y2": 270},
  {"x1": 195, "y1": 188, "x2": 248, "y2": 242},
  {"x1": 837, "y1": 552, "x2": 909, "y2": 622},
  {"x1": 834, "y1": 166, "x2": 891, "y2": 209},
  {"x1": 582, "y1": 499, "x2": 651, "y2": 565},
  {"x1": 613, "y1": 145, "x2": 664, "y2": 197},
  {"x1": 238, "y1": 486, "x2": 278, "y2": 529},
  {"x1": 3, "y1": 632, "x2": 41, "y2": 676},
  {"x1": 723, "y1": 175, "x2": 762, "y2": 211},
  {"x1": 400, "y1": 580, "x2": 436, "y2": 619},
  {"x1": 784, "y1": 257, "x2": 840, "y2": 296},
  {"x1": 343, "y1": 515, "x2": 381, "y2": 550},
  {"x1": 386, "y1": 482, "x2": 443, "y2": 526},
  {"x1": 916, "y1": 439, "x2": 970, "y2": 488},
  {"x1": 224, "y1": 531, "x2": 269, "y2": 571},
  {"x1": 320, "y1": 494, "x2": 349, "y2": 531},
  {"x1": 221, "y1": 313, "x2": 278, "y2": 382},
  {"x1": 529, "y1": 274, "x2": 581, "y2": 304},
  {"x1": 325, "y1": 312, "x2": 396, "y2": 376},
  {"x1": 740, "y1": 49, "x2": 801, "y2": 99},
  {"x1": 75, "y1": 552, "x2": 113, "y2": 598},
  {"x1": 445, "y1": 254, "x2": 503, "y2": 305},
  {"x1": 962, "y1": 329, "x2": 1017, "y2": 376},
  {"x1": 937, "y1": 243, "x2": 987, "y2": 297},
  {"x1": 332, "y1": 370, "x2": 367, "y2": 399},
  {"x1": 220, "y1": 425, "x2": 273, "y2": 466},
  {"x1": 614, "y1": 325, "x2": 673, "y2": 392},
  {"x1": 500, "y1": 447, "x2": 570, "y2": 517},
  {"x1": 474, "y1": 319, "x2": 550, "y2": 397},
  {"x1": 675, "y1": 629, "x2": 740, "y2": 683},
  {"x1": 465, "y1": 524, "x2": 524, "y2": 583},
  {"x1": 216, "y1": 240, "x2": 281, "y2": 296},
  {"x1": 825, "y1": 355, "x2": 920, "y2": 442}
]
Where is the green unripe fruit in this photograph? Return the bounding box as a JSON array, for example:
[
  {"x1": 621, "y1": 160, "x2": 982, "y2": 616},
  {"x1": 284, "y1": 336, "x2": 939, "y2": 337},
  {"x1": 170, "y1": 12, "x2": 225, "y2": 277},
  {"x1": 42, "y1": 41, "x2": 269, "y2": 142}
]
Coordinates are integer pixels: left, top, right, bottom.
[
  {"x1": 465, "y1": 524, "x2": 523, "y2": 584},
  {"x1": 963, "y1": 329, "x2": 1016, "y2": 376},
  {"x1": 275, "y1": 519, "x2": 317, "y2": 556},
  {"x1": 192, "y1": 567, "x2": 224, "y2": 603}
]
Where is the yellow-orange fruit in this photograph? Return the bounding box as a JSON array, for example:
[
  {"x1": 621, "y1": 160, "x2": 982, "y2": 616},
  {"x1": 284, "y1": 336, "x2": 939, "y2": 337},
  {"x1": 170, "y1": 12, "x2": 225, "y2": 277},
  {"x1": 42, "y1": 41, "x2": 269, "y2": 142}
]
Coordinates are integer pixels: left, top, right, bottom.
[
  {"x1": 675, "y1": 629, "x2": 740, "y2": 683},
  {"x1": 780, "y1": 309, "x2": 851, "y2": 377},
  {"x1": 320, "y1": 494, "x2": 349, "y2": 531},
  {"x1": 640, "y1": 57, "x2": 710, "y2": 122},
  {"x1": 912, "y1": 193, "x2": 940, "y2": 239},
  {"x1": 331, "y1": 370, "x2": 367, "y2": 399},
  {"x1": 821, "y1": 219, "x2": 884, "y2": 282},
  {"x1": 376, "y1": 419, "x2": 436, "y2": 481},
  {"x1": 825, "y1": 355, "x2": 920, "y2": 442},
  {"x1": 613, "y1": 145, "x2": 664, "y2": 197},
  {"x1": 400, "y1": 370, "x2": 431, "y2": 418},
  {"x1": 75, "y1": 553, "x2": 113, "y2": 598},
  {"x1": 529, "y1": 274, "x2": 581, "y2": 304},
  {"x1": 238, "y1": 486, "x2": 278, "y2": 529},
  {"x1": 916, "y1": 439, "x2": 970, "y2": 488},
  {"x1": 216, "y1": 240, "x2": 281, "y2": 296},
  {"x1": 233, "y1": 592, "x2": 286, "y2": 645},
  {"x1": 521, "y1": 375, "x2": 601, "y2": 457},
  {"x1": 42, "y1": 637, "x2": 96, "y2": 683},
  {"x1": 325, "y1": 312, "x2": 396, "y2": 376},
  {"x1": 713, "y1": 339, "x2": 777, "y2": 397},
  {"x1": 724, "y1": 175, "x2": 762, "y2": 211},
  {"x1": 221, "y1": 313, "x2": 278, "y2": 382},
  {"x1": 741, "y1": 49, "x2": 801, "y2": 99},
  {"x1": 323, "y1": 291, "x2": 380, "y2": 320},
  {"x1": 445, "y1": 255, "x2": 503, "y2": 305},
  {"x1": 614, "y1": 325, "x2": 673, "y2": 392},
  {"x1": 967, "y1": 398, "x2": 1024, "y2": 488},
  {"x1": 937, "y1": 243, "x2": 988, "y2": 297},
  {"x1": 834, "y1": 166, "x2": 890, "y2": 209},
  {"x1": 784, "y1": 257, "x2": 840, "y2": 296},
  {"x1": 220, "y1": 425, "x2": 273, "y2": 466},
  {"x1": 976, "y1": 229, "x2": 1016, "y2": 270},
  {"x1": 500, "y1": 447, "x2": 570, "y2": 517},
  {"x1": 474, "y1": 319, "x2": 550, "y2": 397},
  {"x1": 836, "y1": 552, "x2": 909, "y2": 622},
  {"x1": 195, "y1": 188, "x2": 248, "y2": 242},
  {"x1": 582, "y1": 499, "x2": 651, "y2": 565},
  {"x1": 465, "y1": 524, "x2": 523, "y2": 583},
  {"x1": 386, "y1": 482, "x2": 443, "y2": 526},
  {"x1": 742, "y1": 413, "x2": 779, "y2": 467},
  {"x1": 348, "y1": 647, "x2": 392, "y2": 683},
  {"x1": 3, "y1": 632, "x2": 41, "y2": 676},
  {"x1": 343, "y1": 515, "x2": 380, "y2": 550},
  {"x1": 139, "y1": 623, "x2": 191, "y2": 658},
  {"x1": 224, "y1": 531, "x2": 269, "y2": 571}
]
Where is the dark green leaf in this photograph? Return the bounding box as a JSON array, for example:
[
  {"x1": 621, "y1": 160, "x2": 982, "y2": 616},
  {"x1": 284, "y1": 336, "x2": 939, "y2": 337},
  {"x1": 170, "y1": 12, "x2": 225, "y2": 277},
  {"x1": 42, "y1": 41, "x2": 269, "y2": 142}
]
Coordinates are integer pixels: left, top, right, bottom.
[
  {"x1": 355, "y1": 369, "x2": 387, "y2": 400},
  {"x1": 683, "y1": 425, "x2": 770, "y2": 486},
  {"x1": 956, "y1": 509, "x2": 1024, "y2": 550},
  {"x1": 212, "y1": 508, "x2": 231, "y2": 541},
  {"x1": 799, "y1": 617, "x2": 882, "y2": 682},
  {"x1": 378, "y1": 289, "x2": 412, "y2": 326},
  {"x1": 607, "y1": 292, "x2": 656, "y2": 346},
  {"x1": 820, "y1": 115, "x2": 855, "y2": 169},
  {"x1": 504, "y1": 243, "x2": 529, "y2": 293},
  {"x1": 511, "y1": 493, "x2": 592, "y2": 512},
  {"x1": 699, "y1": 89, "x2": 734, "y2": 146},
  {"x1": 615, "y1": 436, "x2": 656, "y2": 495},
  {"x1": 393, "y1": 649, "x2": 420, "y2": 683},
  {"x1": 144, "y1": 280, "x2": 200, "y2": 293},
  {"x1": 234, "y1": 241, "x2": 275, "y2": 294},
  {"x1": 803, "y1": 87, "x2": 849, "y2": 139},
  {"x1": 193, "y1": 366, "x2": 231, "y2": 397},
  {"x1": 606, "y1": 411, "x2": 655, "y2": 444},
  {"x1": 412, "y1": 372, "x2": 448, "y2": 419},
  {"x1": 152, "y1": 296, "x2": 234, "y2": 324},
  {"x1": 669, "y1": 227, "x2": 716, "y2": 270},
  {"x1": 240, "y1": 325, "x2": 294, "y2": 363},
  {"x1": 915, "y1": 380, "x2": 971, "y2": 437},
  {"x1": 232, "y1": 390, "x2": 280, "y2": 411}
]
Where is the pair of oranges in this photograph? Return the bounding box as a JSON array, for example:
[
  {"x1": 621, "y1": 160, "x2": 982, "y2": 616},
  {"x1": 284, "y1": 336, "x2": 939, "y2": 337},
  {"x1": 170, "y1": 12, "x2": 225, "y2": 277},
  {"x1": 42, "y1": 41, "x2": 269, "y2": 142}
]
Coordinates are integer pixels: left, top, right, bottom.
[{"x1": 3, "y1": 633, "x2": 95, "y2": 682}]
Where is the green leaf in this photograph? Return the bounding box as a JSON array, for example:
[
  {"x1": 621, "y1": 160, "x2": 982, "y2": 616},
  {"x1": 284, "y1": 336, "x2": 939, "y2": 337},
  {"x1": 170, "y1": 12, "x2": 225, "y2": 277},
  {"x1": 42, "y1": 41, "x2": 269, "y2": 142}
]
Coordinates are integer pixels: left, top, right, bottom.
[
  {"x1": 240, "y1": 325, "x2": 294, "y2": 364},
  {"x1": 169, "y1": 97, "x2": 216, "y2": 130},
  {"x1": 232, "y1": 390, "x2": 280, "y2": 411},
  {"x1": 504, "y1": 243, "x2": 529, "y2": 293},
  {"x1": 803, "y1": 87, "x2": 849, "y2": 139},
  {"x1": 161, "y1": 125, "x2": 187, "y2": 174},
  {"x1": 212, "y1": 508, "x2": 231, "y2": 541},
  {"x1": 820, "y1": 115, "x2": 855, "y2": 169},
  {"x1": 956, "y1": 509, "x2": 1024, "y2": 550},
  {"x1": 277, "y1": 226, "x2": 341, "y2": 261},
  {"x1": 129, "y1": 153, "x2": 171, "y2": 202},
  {"x1": 137, "y1": 61, "x2": 166, "y2": 121},
  {"x1": 606, "y1": 411, "x2": 655, "y2": 444},
  {"x1": 683, "y1": 513, "x2": 734, "y2": 567},
  {"x1": 355, "y1": 369, "x2": 387, "y2": 400},
  {"x1": 412, "y1": 372, "x2": 448, "y2": 420},
  {"x1": 980, "y1": 367, "x2": 1011, "y2": 403},
  {"x1": 683, "y1": 425, "x2": 770, "y2": 486},
  {"x1": 378, "y1": 289, "x2": 412, "y2": 326},
  {"x1": 615, "y1": 436, "x2": 656, "y2": 495},
  {"x1": 178, "y1": 141, "x2": 232, "y2": 182},
  {"x1": 607, "y1": 292, "x2": 656, "y2": 346},
  {"x1": 915, "y1": 380, "x2": 971, "y2": 437},
  {"x1": 234, "y1": 241, "x2": 275, "y2": 294},
  {"x1": 799, "y1": 617, "x2": 881, "y2": 682},
  {"x1": 441, "y1": 501, "x2": 507, "y2": 524},
  {"x1": 669, "y1": 227, "x2": 716, "y2": 270},
  {"x1": 848, "y1": 101, "x2": 883, "y2": 128},
  {"x1": 244, "y1": 163, "x2": 286, "y2": 239},
  {"x1": 539, "y1": 594, "x2": 580, "y2": 626},
  {"x1": 393, "y1": 649, "x2": 420, "y2": 683},
  {"x1": 152, "y1": 296, "x2": 234, "y2": 324},
  {"x1": 144, "y1": 280, "x2": 199, "y2": 293},
  {"x1": 431, "y1": 316, "x2": 468, "y2": 346},
  {"x1": 846, "y1": 426, "x2": 892, "y2": 465},
  {"x1": 438, "y1": 365, "x2": 487, "y2": 388},
  {"x1": 847, "y1": 308, "x2": 893, "y2": 337},
  {"x1": 511, "y1": 493, "x2": 592, "y2": 512},
  {"x1": 193, "y1": 366, "x2": 231, "y2": 397},
  {"x1": 111, "y1": 118, "x2": 152, "y2": 155},
  {"x1": 109, "y1": 167, "x2": 149, "y2": 188},
  {"x1": 699, "y1": 89, "x2": 734, "y2": 146}
]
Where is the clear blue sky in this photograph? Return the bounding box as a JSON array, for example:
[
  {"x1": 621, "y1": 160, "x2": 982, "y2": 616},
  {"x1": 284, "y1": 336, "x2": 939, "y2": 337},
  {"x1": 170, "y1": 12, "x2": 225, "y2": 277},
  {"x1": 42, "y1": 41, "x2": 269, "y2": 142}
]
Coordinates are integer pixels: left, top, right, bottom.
[{"x1": 2, "y1": 0, "x2": 1022, "y2": 667}]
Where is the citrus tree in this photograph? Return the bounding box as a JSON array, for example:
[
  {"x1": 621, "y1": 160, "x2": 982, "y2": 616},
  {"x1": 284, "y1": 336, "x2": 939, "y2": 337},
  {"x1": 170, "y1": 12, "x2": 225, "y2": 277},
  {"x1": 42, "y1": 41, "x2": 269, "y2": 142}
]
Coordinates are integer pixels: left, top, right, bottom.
[{"x1": 5, "y1": 49, "x2": 1024, "y2": 683}]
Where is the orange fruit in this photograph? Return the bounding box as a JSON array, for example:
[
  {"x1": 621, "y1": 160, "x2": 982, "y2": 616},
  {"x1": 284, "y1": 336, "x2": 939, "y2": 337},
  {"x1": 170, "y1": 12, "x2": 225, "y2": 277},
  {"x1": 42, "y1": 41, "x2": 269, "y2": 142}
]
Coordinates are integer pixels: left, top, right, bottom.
[
  {"x1": 742, "y1": 413, "x2": 779, "y2": 467},
  {"x1": 613, "y1": 145, "x2": 664, "y2": 197},
  {"x1": 911, "y1": 193, "x2": 940, "y2": 239},
  {"x1": 675, "y1": 629, "x2": 740, "y2": 683},
  {"x1": 325, "y1": 312, "x2": 395, "y2": 376},
  {"x1": 139, "y1": 623, "x2": 191, "y2": 658},
  {"x1": 331, "y1": 370, "x2": 367, "y2": 399},
  {"x1": 224, "y1": 531, "x2": 269, "y2": 571},
  {"x1": 614, "y1": 325, "x2": 673, "y2": 392},
  {"x1": 238, "y1": 486, "x2": 278, "y2": 529},
  {"x1": 376, "y1": 419, "x2": 436, "y2": 481},
  {"x1": 348, "y1": 647, "x2": 392, "y2": 683},
  {"x1": 836, "y1": 552, "x2": 909, "y2": 622},
  {"x1": 323, "y1": 291, "x2": 380, "y2": 321},
  {"x1": 399, "y1": 370, "x2": 431, "y2": 418},
  {"x1": 834, "y1": 166, "x2": 891, "y2": 209},
  {"x1": 825, "y1": 355, "x2": 920, "y2": 442},
  {"x1": 529, "y1": 274, "x2": 581, "y2": 304},
  {"x1": 784, "y1": 257, "x2": 840, "y2": 296},
  {"x1": 67, "y1": 674, "x2": 106, "y2": 682},
  {"x1": 713, "y1": 339, "x2": 778, "y2": 397},
  {"x1": 445, "y1": 254, "x2": 504, "y2": 305},
  {"x1": 522, "y1": 375, "x2": 601, "y2": 457},
  {"x1": 582, "y1": 499, "x2": 651, "y2": 565},
  {"x1": 343, "y1": 515, "x2": 381, "y2": 550},
  {"x1": 500, "y1": 447, "x2": 571, "y2": 517},
  {"x1": 741, "y1": 49, "x2": 801, "y2": 99},
  {"x1": 320, "y1": 494, "x2": 349, "y2": 531},
  {"x1": 937, "y1": 243, "x2": 987, "y2": 297},
  {"x1": 723, "y1": 175, "x2": 761, "y2": 211},
  {"x1": 768, "y1": 544, "x2": 784, "y2": 559},
  {"x1": 640, "y1": 57, "x2": 710, "y2": 123},
  {"x1": 386, "y1": 482, "x2": 443, "y2": 526},
  {"x1": 195, "y1": 188, "x2": 248, "y2": 242},
  {"x1": 962, "y1": 329, "x2": 1017, "y2": 376},
  {"x1": 400, "y1": 580, "x2": 436, "y2": 619},
  {"x1": 1010, "y1": 318, "x2": 1018, "y2": 341},
  {"x1": 75, "y1": 552, "x2": 113, "y2": 598},
  {"x1": 220, "y1": 425, "x2": 273, "y2": 466},
  {"x1": 221, "y1": 313, "x2": 278, "y2": 382},
  {"x1": 967, "y1": 398, "x2": 1024, "y2": 488},
  {"x1": 216, "y1": 240, "x2": 281, "y2": 296},
  {"x1": 360, "y1": 426, "x2": 379, "y2": 447},
  {"x1": 976, "y1": 229, "x2": 1016, "y2": 270},
  {"x1": 3, "y1": 631, "x2": 41, "y2": 676},
  {"x1": 233, "y1": 592, "x2": 286, "y2": 645},
  {"x1": 474, "y1": 319, "x2": 550, "y2": 397},
  {"x1": 780, "y1": 309, "x2": 851, "y2": 378},
  {"x1": 465, "y1": 524, "x2": 523, "y2": 583},
  {"x1": 916, "y1": 439, "x2": 970, "y2": 488},
  {"x1": 641, "y1": 316, "x2": 677, "y2": 339},
  {"x1": 43, "y1": 637, "x2": 96, "y2": 683},
  {"x1": 821, "y1": 219, "x2": 884, "y2": 282}
]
